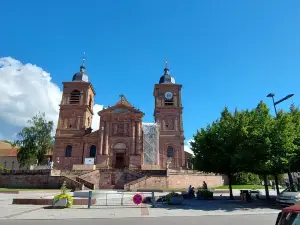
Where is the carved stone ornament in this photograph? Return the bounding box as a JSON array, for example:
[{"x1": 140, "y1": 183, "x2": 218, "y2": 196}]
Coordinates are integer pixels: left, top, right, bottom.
[{"x1": 117, "y1": 123, "x2": 124, "y2": 135}]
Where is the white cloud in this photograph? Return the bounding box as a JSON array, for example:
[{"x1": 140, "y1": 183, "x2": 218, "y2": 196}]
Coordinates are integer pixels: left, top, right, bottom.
[
  {"x1": 184, "y1": 139, "x2": 194, "y2": 155},
  {"x1": 0, "y1": 57, "x2": 62, "y2": 139},
  {"x1": 0, "y1": 56, "x2": 103, "y2": 140},
  {"x1": 91, "y1": 104, "x2": 104, "y2": 131}
]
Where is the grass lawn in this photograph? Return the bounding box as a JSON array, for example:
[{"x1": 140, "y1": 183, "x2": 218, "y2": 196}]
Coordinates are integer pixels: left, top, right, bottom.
[
  {"x1": 214, "y1": 185, "x2": 265, "y2": 189},
  {"x1": 162, "y1": 188, "x2": 187, "y2": 192}
]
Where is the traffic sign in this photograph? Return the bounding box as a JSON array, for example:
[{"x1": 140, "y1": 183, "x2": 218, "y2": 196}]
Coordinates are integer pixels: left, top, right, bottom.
[{"x1": 132, "y1": 194, "x2": 143, "y2": 205}]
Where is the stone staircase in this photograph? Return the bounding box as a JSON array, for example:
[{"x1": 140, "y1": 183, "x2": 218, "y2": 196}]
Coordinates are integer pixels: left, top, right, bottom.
[{"x1": 61, "y1": 168, "x2": 168, "y2": 190}]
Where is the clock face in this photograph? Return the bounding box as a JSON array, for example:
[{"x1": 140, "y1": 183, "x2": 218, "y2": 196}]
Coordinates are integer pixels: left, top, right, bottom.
[{"x1": 165, "y1": 92, "x2": 173, "y2": 100}]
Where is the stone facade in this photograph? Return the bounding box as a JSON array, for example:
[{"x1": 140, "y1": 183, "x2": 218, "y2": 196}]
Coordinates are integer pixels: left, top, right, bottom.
[
  {"x1": 0, "y1": 170, "x2": 82, "y2": 190},
  {"x1": 53, "y1": 64, "x2": 187, "y2": 170},
  {"x1": 124, "y1": 173, "x2": 228, "y2": 191}
]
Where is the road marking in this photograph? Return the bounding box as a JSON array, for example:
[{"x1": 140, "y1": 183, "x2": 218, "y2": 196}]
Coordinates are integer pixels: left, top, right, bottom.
[
  {"x1": 140, "y1": 204, "x2": 149, "y2": 216},
  {"x1": 2, "y1": 207, "x2": 43, "y2": 219}
]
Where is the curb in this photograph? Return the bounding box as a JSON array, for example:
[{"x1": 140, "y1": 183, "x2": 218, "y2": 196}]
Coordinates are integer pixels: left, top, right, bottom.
[{"x1": 0, "y1": 211, "x2": 281, "y2": 220}]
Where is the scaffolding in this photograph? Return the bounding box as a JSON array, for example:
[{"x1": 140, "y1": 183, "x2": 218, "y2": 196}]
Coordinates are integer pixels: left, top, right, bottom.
[{"x1": 142, "y1": 123, "x2": 159, "y2": 165}]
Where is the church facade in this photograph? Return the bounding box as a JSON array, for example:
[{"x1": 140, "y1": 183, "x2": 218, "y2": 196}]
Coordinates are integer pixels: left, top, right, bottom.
[{"x1": 53, "y1": 62, "x2": 187, "y2": 170}]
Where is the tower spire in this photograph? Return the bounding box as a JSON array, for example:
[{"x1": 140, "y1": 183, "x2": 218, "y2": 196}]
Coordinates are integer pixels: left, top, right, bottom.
[
  {"x1": 80, "y1": 52, "x2": 86, "y2": 72},
  {"x1": 164, "y1": 61, "x2": 169, "y2": 75}
]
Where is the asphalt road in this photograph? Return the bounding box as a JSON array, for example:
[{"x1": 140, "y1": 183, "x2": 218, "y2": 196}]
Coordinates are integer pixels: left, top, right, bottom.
[{"x1": 1, "y1": 214, "x2": 278, "y2": 225}]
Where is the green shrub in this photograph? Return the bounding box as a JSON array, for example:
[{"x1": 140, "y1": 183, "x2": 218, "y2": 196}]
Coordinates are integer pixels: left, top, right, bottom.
[
  {"x1": 233, "y1": 172, "x2": 260, "y2": 185},
  {"x1": 0, "y1": 165, "x2": 11, "y2": 171},
  {"x1": 166, "y1": 191, "x2": 182, "y2": 204},
  {"x1": 53, "y1": 181, "x2": 73, "y2": 208},
  {"x1": 197, "y1": 189, "x2": 213, "y2": 199}
]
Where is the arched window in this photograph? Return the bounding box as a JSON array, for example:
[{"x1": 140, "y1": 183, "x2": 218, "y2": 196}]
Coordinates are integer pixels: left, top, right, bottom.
[
  {"x1": 167, "y1": 146, "x2": 174, "y2": 157},
  {"x1": 69, "y1": 90, "x2": 80, "y2": 104},
  {"x1": 89, "y1": 145, "x2": 96, "y2": 158},
  {"x1": 65, "y1": 145, "x2": 72, "y2": 157}
]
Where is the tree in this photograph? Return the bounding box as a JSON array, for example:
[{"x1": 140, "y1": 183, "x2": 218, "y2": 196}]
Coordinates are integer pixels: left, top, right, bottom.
[
  {"x1": 288, "y1": 104, "x2": 300, "y2": 173},
  {"x1": 14, "y1": 113, "x2": 54, "y2": 168},
  {"x1": 243, "y1": 102, "x2": 297, "y2": 195},
  {"x1": 269, "y1": 110, "x2": 297, "y2": 190},
  {"x1": 191, "y1": 107, "x2": 249, "y2": 200},
  {"x1": 241, "y1": 102, "x2": 275, "y2": 197}
]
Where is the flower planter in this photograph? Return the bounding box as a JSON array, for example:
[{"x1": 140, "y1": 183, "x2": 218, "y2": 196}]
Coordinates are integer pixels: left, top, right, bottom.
[{"x1": 52, "y1": 198, "x2": 68, "y2": 208}]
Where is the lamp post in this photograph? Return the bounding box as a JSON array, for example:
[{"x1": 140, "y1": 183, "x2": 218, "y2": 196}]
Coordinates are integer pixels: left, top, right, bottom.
[{"x1": 266, "y1": 93, "x2": 295, "y2": 190}]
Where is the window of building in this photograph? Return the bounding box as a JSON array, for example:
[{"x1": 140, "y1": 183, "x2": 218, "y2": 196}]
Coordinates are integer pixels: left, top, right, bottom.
[
  {"x1": 65, "y1": 145, "x2": 72, "y2": 157},
  {"x1": 167, "y1": 146, "x2": 174, "y2": 157},
  {"x1": 89, "y1": 145, "x2": 96, "y2": 158},
  {"x1": 165, "y1": 99, "x2": 174, "y2": 106},
  {"x1": 69, "y1": 90, "x2": 81, "y2": 104}
]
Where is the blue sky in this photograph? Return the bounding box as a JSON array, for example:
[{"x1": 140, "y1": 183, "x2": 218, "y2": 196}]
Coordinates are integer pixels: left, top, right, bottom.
[{"x1": 1, "y1": 0, "x2": 300, "y2": 141}]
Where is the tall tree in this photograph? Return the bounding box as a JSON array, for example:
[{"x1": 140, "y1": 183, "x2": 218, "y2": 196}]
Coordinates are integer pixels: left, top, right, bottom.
[
  {"x1": 14, "y1": 113, "x2": 54, "y2": 168},
  {"x1": 271, "y1": 110, "x2": 298, "y2": 190},
  {"x1": 191, "y1": 107, "x2": 249, "y2": 200},
  {"x1": 243, "y1": 102, "x2": 275, "y2": 197},
  {"x1": 288, "y1": 104, "x2": 300, "y2": 173}
]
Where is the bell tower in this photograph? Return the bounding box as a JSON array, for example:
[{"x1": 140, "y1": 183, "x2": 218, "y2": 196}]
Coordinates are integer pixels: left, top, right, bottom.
[
  {"x1": 55, "y1": 57, "x2": 96, "y2": 137},
  {"x1": 153, "y1": 62, "x2": 185, "y2": 169}
]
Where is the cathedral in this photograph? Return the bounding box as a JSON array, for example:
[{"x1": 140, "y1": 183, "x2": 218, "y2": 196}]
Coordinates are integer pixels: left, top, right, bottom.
[{"x1": 53, "y1": 60, "x2": 187, "y2": 170}]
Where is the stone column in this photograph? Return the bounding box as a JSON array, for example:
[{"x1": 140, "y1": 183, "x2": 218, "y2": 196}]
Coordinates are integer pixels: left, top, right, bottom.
[
  {"x1": 179, "y1": 90, "x2": 182, "y2": 106},
  {"x1": 174, "y1": 95, "x2": 178, "y2": 107},
  {"x1": 175, "y1": 118, "x2": 178, "y2": 131},
  {"x1": 80, "y1": 93, "x2": 83, "y2": 105},
  {"x1": 83, "y1": 143, "x2": 88, "y2": 160},
  {"x1": 176, "y1": 149, "x2": 179, "y2": 168},
  {"x1": 135, "y1": 122, "x2": 141, "y2": 154},
  {"x1": 131, "y1": 121, "x2": 136, "y2": 154},
  {"x1": 76, "y1": 116, "x2": 80, "y2": 130},
  {"x1": 104, "y1": 122, "x2": 109, "y2": 155},
  {"x1": 99, "y1": 123, "x2": 104, "y2": 155},
  {"x1": 83, "y1": 112, "x2": 87, "y2": 128},
  {"x1": 179, "y1": 114, "x2": 183, "y2": 131}
]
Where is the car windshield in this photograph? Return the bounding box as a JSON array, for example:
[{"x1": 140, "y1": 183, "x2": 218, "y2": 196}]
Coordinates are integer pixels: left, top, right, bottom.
[
  {"x1": 284, "y1": 185, "x2": 300, "y2": 192},
  {"x1": 278, "y1": 212, "x2": 300, "y2": 225}
]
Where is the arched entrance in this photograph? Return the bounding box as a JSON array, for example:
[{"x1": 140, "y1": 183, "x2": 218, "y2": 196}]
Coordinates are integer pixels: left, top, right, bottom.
[{"x1": 113, "y1": 143, "x2": 127, "y2": 169}]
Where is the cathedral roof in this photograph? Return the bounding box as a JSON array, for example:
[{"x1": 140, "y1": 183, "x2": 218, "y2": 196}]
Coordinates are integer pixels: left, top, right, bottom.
[
  {"x1": 159, "y1": 62, "x2": 176, "y2": 84},
  {"x1": 72, "y1": 55, "x2": 89, "y2": 82},
  {"x1": 72, "y1": 65, "x2": 89, "y2": 82},
  {"x1": 115, "y1": 94, "x2": 133, "y2": 107},
  {"x1": 98, "y1": 94, "x2": 143, "y2": 116}
]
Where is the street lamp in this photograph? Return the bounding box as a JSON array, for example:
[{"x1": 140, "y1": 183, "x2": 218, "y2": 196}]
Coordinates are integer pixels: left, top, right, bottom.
[{"x1": 266, "y1": 92, "x2": 295, "y2": 189}]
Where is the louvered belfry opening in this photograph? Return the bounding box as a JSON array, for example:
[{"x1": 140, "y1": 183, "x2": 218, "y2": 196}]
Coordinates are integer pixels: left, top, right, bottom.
[{"x1": 69, "y1": 90, "x2": 80, "y2": 104}]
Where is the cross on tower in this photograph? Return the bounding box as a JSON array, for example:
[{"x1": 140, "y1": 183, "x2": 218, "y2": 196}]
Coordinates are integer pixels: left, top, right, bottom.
[{"x1": 119, "y1": 94, "x2": 125, "y2": 99}]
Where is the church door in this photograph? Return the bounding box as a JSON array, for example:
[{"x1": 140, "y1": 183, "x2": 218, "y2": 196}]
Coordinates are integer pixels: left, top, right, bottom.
[{"x1": 115, "y1": 153, "x2": 125, "y2": 169}]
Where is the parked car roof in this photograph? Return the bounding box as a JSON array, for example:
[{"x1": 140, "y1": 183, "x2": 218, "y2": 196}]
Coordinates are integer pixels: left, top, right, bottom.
[{"x1": 282, "y1": 205, "x2": 300, "y2": 213}]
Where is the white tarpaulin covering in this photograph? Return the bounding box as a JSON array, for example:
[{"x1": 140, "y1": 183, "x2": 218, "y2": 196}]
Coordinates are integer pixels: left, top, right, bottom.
[{"x1": 142, "y1": 123, "x2": 159, "y2": 165}]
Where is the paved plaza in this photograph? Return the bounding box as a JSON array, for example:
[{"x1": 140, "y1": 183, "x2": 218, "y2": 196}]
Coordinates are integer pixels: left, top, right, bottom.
[{"x1": 0, "y1": 189, "x2": 282, "y2": 221}]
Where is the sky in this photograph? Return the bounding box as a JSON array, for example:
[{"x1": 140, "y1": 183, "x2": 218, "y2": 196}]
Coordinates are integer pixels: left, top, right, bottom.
[{"x1": 1, "y1": 0, "x2": 300, "y2": 152}]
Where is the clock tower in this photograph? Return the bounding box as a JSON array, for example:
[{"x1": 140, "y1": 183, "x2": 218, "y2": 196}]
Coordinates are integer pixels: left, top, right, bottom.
[{"x1": 153, "y1": 63, "x2": 185, "y2": 169}]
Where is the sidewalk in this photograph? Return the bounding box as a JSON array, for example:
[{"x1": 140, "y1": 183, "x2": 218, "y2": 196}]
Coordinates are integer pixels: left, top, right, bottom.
[
  {"x1": 0, "y1": 199, "x2": 281, "y2": 220},
  {"x1": 0, "y1": 189, "x2": 282, "y2": 220}
]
